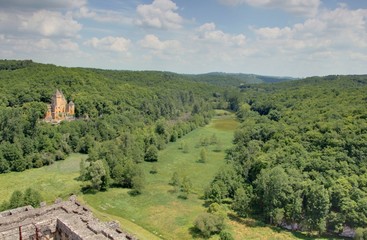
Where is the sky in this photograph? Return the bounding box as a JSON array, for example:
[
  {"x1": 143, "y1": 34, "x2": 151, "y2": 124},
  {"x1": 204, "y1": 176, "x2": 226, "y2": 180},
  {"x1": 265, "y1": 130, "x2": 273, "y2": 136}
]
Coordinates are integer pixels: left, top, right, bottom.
[{"x1": 0, "y1": 0, "x2": 367, "y2": 77}]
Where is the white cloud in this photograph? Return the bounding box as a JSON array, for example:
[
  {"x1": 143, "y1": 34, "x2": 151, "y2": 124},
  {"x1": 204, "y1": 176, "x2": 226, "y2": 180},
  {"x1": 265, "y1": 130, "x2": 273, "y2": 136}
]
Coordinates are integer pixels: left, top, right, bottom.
[
  {"x1": 254, "y1": 6, "x2": 367, "y2": 51},
  {"x1": 254, "y1": 27, "x2": 292, "y2": 39},
  {"x1": 219, "y1": 0, "x2": 320, "y2": 16},
  {"x1": 0, "y1": 0, "x2": 86, "y2": 10},
  {"x1": 60, "y1": 39, "x2": 79, "y2": 51},
  {"x1": 20, "y1": 10, "x2": 82, "y2": 37},
  {"x1": 196, "y1": 22, "x2": 246, "y2": 47},
  {"x1": 0, "y1": 36, "x2": 79, "y2": 54},
  {"x1": 135, "y1": 0, "x2": 183, "y2": 29},
  {"x1": 84, "y1": 36, "x2": 131, "y2": 53},
  {"x1": 349, "y1": 52, "x2": 367, "y2": 61},
  {"x1": 0, "y1": 10, "x2": 82, "y2": 37},
  {"x1": 35, "y1": 38, "x2": 57, "y2": 50},
  {"x1": 139, "y1": 34, "x2": 181, "y2": 52},
  {"x1": 76, "y1": 7, "x2": 133, "y2": 25},
  {"x1": 246, "y1": 6, "x2": 367, "y2": 76}
]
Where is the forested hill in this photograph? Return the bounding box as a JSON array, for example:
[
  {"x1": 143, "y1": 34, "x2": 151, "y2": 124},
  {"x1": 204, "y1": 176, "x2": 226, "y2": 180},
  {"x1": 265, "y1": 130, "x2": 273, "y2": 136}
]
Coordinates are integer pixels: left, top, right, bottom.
[
  {"x1": 184, "y1": 72, "x2": 296, "y2": 87},
  {"x1": 0, "y1": 60, "x2": 222, "y2": 111},
  {"x1": 0, "y1": 60, "x2": 227, "y2": 185},
  {"x1": 205, "y1": 74, "x2": 367, "y2": 236}
]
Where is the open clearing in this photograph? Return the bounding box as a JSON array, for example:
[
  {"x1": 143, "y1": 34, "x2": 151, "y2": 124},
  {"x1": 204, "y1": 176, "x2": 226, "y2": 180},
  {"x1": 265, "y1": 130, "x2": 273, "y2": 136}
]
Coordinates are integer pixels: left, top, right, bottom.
[
  {"x1": 0, "y1": 153, "x2": 87, "y2": 203},
  {"x1": 82, "y1": 111, "x2": 238, "y2": 239},
  {"x1": 0, "y1": 111, "x2": 342, "y2": 239}
]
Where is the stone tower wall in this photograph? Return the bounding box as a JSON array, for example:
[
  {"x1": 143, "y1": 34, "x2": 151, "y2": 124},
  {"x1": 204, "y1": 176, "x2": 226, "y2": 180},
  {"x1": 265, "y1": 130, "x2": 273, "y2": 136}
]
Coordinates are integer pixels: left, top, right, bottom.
[{"x1": 45, "y1": 90, "x2": 75, "y2": 122}]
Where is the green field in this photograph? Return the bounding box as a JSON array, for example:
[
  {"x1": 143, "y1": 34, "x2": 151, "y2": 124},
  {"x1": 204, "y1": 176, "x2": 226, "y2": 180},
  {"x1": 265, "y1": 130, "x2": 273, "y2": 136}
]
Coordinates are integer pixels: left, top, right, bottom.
[
  {"x1": 0, "y1": 153, "x2": 87, "y2": 203},
  {"x1": 0, "y1": 112, "x2": 342, "y2": 240},
  {"x1": 81, "y1": 112, "x2": 238, "y2": 239}
]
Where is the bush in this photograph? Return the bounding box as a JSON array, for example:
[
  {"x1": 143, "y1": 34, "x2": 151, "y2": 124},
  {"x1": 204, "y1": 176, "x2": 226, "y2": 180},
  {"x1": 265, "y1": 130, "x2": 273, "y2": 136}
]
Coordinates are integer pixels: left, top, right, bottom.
[
  {"x1": 219, "y1": 231, "x2": 234, "y2": 240},
  {"x1": 144, "y1": 145, "x2": 158, "y2": 162},
  {"x1": 194, "y1": 213, "x2": 225, "y2": 238},
  {"x1": 150, "y1": 165, "x2": 158, "y2": 174},
  {"x1": 355, "y1": 228, "x2": 367, "y2": 240}
]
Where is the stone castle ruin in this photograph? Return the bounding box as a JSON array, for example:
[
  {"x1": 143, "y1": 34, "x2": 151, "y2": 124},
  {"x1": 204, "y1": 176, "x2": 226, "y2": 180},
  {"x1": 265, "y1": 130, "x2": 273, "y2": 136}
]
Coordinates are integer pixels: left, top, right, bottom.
[
  {"x1": 45, "y1": 90, "x2": 75, "y2": 123},
  {"x1": 0, "y1": 195, "x2": 136, "y2": 240}
]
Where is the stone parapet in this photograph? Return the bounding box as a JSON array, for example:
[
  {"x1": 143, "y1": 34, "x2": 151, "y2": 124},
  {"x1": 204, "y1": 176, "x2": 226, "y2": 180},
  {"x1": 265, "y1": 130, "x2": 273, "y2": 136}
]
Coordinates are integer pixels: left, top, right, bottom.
[{"x1": 0, "y1": 195, "x2": 136, "y2": 240}]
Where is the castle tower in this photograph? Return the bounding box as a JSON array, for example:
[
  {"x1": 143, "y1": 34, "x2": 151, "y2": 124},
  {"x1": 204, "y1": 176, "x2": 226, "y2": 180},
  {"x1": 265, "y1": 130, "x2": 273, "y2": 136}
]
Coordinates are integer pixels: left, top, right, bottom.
[
  {"x1": 51, "y1": 89, "x2": 67, "y2": 120},
  {"x1": 67, "y1": 101, "x2": 75, "y2": 115},
  {"x1": 45, "y1": 90, "x2": 75, "y2": 122}
]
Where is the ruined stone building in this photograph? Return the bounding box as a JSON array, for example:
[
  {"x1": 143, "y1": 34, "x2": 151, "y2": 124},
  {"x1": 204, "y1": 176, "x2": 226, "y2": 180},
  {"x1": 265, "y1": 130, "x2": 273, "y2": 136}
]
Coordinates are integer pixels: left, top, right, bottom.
[
  {"x1": 45, "y1": 90, "x2": 75, "y2": 122},
  {"x1": 0, "y1": 195, "x2": 136, "y2": 240}
]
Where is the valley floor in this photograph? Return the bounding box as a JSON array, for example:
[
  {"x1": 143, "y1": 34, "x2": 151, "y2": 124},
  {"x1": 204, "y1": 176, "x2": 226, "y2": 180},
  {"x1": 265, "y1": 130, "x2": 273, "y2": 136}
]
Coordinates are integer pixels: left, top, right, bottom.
[{"x1": 0, "y1": 111, "x2": 345, "y2": 240}]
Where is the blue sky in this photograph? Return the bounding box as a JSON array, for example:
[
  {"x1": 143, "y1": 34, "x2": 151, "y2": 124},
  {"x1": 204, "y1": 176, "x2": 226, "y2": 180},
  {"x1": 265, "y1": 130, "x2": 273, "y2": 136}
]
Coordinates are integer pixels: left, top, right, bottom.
[{"x1": 0, "y1": 0, "x2": 366, "y2": 77}]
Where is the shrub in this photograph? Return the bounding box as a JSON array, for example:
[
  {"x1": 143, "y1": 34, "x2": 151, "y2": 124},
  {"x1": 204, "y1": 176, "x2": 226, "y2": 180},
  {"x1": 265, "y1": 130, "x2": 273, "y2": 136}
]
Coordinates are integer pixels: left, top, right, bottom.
[
  {"x1": 219, "y1": 231, "x2": 235, "y2": 240},
  {"x1": 194, "y1": 213, "x2": 224, "y2": 238}
]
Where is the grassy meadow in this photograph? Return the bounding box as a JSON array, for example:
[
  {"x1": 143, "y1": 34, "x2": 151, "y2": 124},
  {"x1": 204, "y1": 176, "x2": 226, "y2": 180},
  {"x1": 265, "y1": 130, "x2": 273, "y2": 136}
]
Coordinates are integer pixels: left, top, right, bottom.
[
  {"x1": 0, "y1": 111, "x2": 343, "y2": 239},
  {"x1": 81, "y1": 111, "x2": 238, "y2": 239},
  {"x1": 0, "y1": 153, "x2": 87, "y2": 203}
]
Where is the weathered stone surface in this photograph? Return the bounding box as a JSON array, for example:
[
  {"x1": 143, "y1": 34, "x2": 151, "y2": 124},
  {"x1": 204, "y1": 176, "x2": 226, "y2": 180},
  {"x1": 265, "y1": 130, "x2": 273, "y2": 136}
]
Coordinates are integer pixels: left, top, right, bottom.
[{"x1": 0, "y1": 195, "x2": 136, "y2": 240}]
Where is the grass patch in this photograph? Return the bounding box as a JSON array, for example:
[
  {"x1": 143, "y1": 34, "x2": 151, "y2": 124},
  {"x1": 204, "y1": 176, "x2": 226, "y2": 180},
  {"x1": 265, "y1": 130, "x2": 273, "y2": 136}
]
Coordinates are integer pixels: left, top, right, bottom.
[
  {"x1": 0, "y1": 153, "x2": 87, "y2": 203},
  {"x1": 83, "y1": 112, "x2": 236, "y2": 239}
]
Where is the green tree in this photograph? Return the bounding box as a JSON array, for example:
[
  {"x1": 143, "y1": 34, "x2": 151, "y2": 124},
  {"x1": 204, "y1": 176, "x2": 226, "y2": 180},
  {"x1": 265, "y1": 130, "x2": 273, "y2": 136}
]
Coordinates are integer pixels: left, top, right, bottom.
[
  {"x1": 194, "y1": 213, "x2": 225, "y2": 238},
  {"x1": 88, "y1": 160, "x2": 107, "y2": 190},
  {"x1": 144, "y1": 145, "x2": 159, "y2": 162},
  {"x1": 183, "y1": 142, "x2": 189, "y2": 153},
  {"x1": 180, "y1": 176, "x2": 192, "y2": 199},
  {"x1": 79, "y1": 159, "x2": 88, "y2": 181},
  {"x1": 100, "y1": 160, "x2": 111, "y2": 191},
  {"x1": 285, "y1": 191, "x2": 303, "y2": 229},
  {"x1": 208, "y1": 202, "x2": 227, "y2": 220},
  {"x1": 0, "y1": 158, "x2": 10, "y2": 173},
  {"x1": 0, "y1": 201, "x2": 9, "y2": 211},
  {"x1": 354, "y1": 228, "x2": 367, "y2": 240},
  {"x1": 305, "y1": 184, "x2": 330, "y2": 235},
  {"x1": 210, "y1": 134, "x2": 218, "y2": 145},
  {"x1": 155, "y1": 119, "x2": 166, "y2": 135},
  {"x1": 219, "y1": 231, "x2": 235, "y2": 240},
  {"x1": 131, "y1": 167, "x2": 145, "y2": 195},
  {"x1": 199, "y1": 148, "x2": 207, "y2": 163},
  {"x1": 23, "y1": 188, "x2": 42, "y2": 207},
  {"x1": 232, "y1": 187, "x2": 251, "y2": 217},
  {"x1": 254, "y1": 166, "x2": 292, "y2": 224},
  {"x1": 214, "y1": 140, "x2": 223, "y2": 152},
  {"x1": 169, "y1": 171, "x2": 181, "y2": 192},
  {"x1": 8, "y1": 190, "x2": 24, "y2": 209},
  {"x1": 150, "y1": 164, "x2": 158, "y2": 174},
  {"x1": 206, "y1": 182, "x2": 227, "y2": 204}
]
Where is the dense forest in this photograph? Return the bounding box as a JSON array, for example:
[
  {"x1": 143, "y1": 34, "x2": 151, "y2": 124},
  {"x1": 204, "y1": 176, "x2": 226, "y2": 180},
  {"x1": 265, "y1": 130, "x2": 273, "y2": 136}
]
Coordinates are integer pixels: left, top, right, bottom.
[
  {"x1": 1, "y1": 60, "x2": 367, "y2": 238},
  {"x1": 0, "y1": 60, "x2": 226, "y2": 193},
  {"x1": 205, "y1": 75, "x2": 367, "y2": 237}
]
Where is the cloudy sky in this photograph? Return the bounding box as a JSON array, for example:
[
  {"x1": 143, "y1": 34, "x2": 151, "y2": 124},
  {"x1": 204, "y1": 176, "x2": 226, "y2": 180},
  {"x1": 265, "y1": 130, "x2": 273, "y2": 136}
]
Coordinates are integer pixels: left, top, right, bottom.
[{"x1": 1, "y1": 0, "x2": 366, "y2": 77}]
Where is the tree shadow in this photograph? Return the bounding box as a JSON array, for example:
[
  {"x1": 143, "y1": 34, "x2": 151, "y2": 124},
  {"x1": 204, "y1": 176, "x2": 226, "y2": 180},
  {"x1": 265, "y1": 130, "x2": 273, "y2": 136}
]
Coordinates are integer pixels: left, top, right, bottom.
[
  {"x1": 80, "y1": 186, "x2": 98, "y2": 195},
  {"x1": 177, "y1": 194, "x2": 188, "y2": 200},
  {"x1": 228, "y1": 213, "x2": 266, "y2": 228},
  {"x1": 128, "y1": 190, "x2": 141, "y2": 197},
  {"x1": 202, "y1": 199, "x2": 213, "y2": 208},
  {"x1": 189, "y1": 226, "x2": 205, "y2": 239}
]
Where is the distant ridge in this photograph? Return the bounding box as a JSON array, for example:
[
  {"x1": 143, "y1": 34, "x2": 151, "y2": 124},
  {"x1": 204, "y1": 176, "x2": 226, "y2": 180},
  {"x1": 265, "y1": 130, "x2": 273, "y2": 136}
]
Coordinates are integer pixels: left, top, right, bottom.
[{"x1": 184, "y1": 72, "x2": 297, "y2": 87}]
